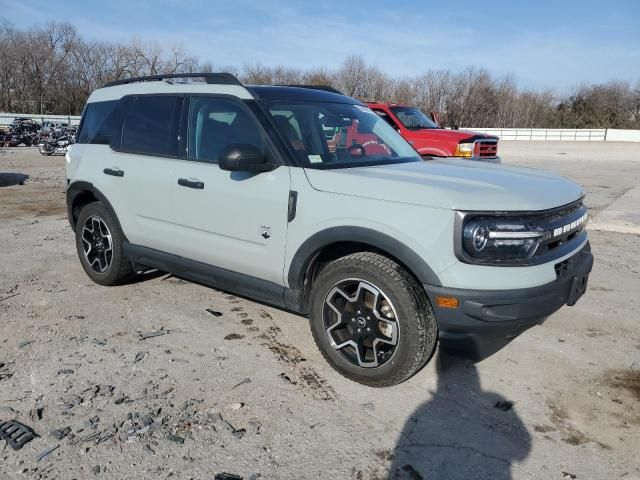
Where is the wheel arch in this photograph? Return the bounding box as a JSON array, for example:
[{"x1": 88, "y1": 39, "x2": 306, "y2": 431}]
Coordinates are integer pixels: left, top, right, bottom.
[
  {"x1": 417, "y1": 146, "x2": 450, "y2": 157},
  {"x1": 66, "y1": 181, "x2": 126, "y2": 240},
  {"x1": 287, "y1": 227, "x2": 442, "y2": 311}
]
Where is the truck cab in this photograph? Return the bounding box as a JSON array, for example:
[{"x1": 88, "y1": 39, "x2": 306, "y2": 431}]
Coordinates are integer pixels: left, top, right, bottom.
[{"x1": 366, "y1": 102, "x2": 500, "y2": 162}]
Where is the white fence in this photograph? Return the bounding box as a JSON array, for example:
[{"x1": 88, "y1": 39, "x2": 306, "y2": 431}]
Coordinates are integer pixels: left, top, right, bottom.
[
  {"x1": 2, "y1": 112, "x2": 639, "y2": 142},
  {"x1": 0, "y1": 112, "x2": 81, "y2": 127},
  {"x1": 465, "y1": 128, "x2": 640, "y2": 142},
  {"x1": 605, "y1": 129, "x2": 640, "y2": 142}
]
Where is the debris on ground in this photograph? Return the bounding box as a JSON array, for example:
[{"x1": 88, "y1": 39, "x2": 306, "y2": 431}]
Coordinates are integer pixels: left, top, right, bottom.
[
  {"x1": 133, "y1": 351, "x2": 146, "y2": 363},
  {"x1": 562, "y1": 472, "x2": 577, "y2": 479},
  {"x1": 224, "y1": 334, "x2": 245, "y2": 340},
  {"x1": 167, "y1": 433, "x2": 185, "y2": 444},
  {"x1": 0, "y1": 292, "x2": 20, "y2": 303},
  {"x1": 206, "y1": 309, "x2": 223, "y2": 317},
  {"x1": 36, "y1": 444, "x2": 60, "y2": 462},
  {"x1": 29, "y1": 406, "x2": 44, "y2": 421},
  {"x1": 232, "y1": 378, "x2": 251, "y2": 389},
  {"x1": 0, "y1": 420, "x2": 38, "y2": 450},
  {"x1": 139, "y1": 328, "x2": 168, "y2": 340},
  {"x1": 50, "y1": 427, "x2": 71, "y2": 440},
  {"x1": 229, "y1": 402, "x2": 244, "y2": 410},
  {"x1": 215, "y1": 473, "x2": 243, "y2": 480},
  {"x1": 0, "y1": 406, "x2": 17, "y2": 416}
]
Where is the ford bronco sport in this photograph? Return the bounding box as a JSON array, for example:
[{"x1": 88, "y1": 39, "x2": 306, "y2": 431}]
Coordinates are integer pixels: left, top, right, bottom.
[
  {"x1": 66, "y1": 73, "x2": 593, "y2": 387},
  {"x1": 366, "y1": 102, "x2": 500, "y2": 162}
]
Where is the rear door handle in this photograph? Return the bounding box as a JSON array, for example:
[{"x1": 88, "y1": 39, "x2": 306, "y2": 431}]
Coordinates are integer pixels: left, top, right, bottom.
[
  {"x1": 103, "y1": 168, "x2": 124, "y2": 177},
  {"x1": 178, "y1": 178, "x2": 204, "y2": 189}
]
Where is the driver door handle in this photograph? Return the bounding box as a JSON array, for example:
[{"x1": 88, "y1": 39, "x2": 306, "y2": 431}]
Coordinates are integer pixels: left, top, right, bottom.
[{"x1": 178, "y1": 178, "x2": 205, "y2": 189}]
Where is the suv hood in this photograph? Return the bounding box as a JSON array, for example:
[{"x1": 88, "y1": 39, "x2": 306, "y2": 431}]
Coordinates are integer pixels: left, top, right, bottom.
[{"x1": 304, "y1": 159, "x2": 584, "y2": 211}]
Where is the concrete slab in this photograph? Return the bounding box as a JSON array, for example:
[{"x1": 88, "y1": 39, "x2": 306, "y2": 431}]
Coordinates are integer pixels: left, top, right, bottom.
[{"x1": 589, "y1": 185, "x2": 640, "y2": 234}]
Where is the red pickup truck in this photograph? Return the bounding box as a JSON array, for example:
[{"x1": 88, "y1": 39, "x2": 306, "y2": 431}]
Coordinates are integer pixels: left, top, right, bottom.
[{"x1": 366, "y1": 102, "x2": 500, "y2": 162}]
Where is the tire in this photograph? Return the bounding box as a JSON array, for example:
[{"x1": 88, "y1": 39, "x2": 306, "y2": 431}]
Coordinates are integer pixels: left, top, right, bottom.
[
  {"x1": 309, "y1": 252, "x2": 438, "y2": 387},
  {"x1": 75, "y1": 201, "x2": 134, "y2": 286}
]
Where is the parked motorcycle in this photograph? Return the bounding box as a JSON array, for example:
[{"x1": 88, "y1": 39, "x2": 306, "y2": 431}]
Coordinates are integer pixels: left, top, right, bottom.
[
  {"x1": 1, "y1": 118, "x2": 41, "y2": 147},
  {"x1": 38, "y1": 128, "x2": 76, "y2": 155},
  {"x1": 38, "y1": 121, "x2": 72, "y2": 143}
]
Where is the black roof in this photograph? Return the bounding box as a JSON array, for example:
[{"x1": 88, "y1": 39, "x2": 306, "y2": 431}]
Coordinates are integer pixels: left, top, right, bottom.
[{"x1": 247, "y1": 85, "x2": 363, "y2": 105}]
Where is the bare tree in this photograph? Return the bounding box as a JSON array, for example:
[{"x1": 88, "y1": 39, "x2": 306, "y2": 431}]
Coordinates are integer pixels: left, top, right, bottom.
[{"x1": 0, "y1": 20, "x2": 638, "y2": 128}]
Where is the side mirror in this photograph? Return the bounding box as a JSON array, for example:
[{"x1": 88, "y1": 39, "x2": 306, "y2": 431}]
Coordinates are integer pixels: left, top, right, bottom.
[{"x1": 218, "y1": 144, "x2": 275, "y2": 172}]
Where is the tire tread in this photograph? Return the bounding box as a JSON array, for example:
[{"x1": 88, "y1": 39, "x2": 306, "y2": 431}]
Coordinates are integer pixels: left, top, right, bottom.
[{"x1": 310, "y1": 252, "x2": 437, "y2": 387}]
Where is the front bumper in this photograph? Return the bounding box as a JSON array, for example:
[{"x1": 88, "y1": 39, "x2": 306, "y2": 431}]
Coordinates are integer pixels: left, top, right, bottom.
[{"x1": 424, "y1": 242, "x2": 593, "y2": 359}]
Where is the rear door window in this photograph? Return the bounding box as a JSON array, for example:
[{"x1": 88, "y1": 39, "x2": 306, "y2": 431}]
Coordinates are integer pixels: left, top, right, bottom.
[{"x1": 120, "y1": 95, "x2": 182, "y2": 157}]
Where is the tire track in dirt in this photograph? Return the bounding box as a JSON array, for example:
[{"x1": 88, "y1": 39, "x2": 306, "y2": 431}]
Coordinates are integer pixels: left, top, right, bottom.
[{"x1": 224, "y1": 295, "x2": 338, "y2": 401}]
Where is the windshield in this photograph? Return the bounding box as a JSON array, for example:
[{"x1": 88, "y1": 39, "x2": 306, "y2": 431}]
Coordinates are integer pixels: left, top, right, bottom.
[
  {"x1": 264, "y1": 101, "x2": 421, "y2": 169},
  {"x1": 390, "y1": 106, "x2": 439, "y2": 130}
]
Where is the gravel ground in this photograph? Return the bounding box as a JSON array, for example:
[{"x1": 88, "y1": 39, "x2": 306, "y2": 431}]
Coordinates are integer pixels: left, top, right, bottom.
[{"x1": 0, "y1": 142, "x2": 639, "y2": 480}]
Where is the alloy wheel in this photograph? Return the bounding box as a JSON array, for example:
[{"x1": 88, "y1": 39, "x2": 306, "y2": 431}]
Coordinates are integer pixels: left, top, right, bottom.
[
  {"x1": 323, "y1": 279, "x2": 399, "y2": 368},
  {"x1": 81, "y1": 215, "x2": 113, "y2": 273}
]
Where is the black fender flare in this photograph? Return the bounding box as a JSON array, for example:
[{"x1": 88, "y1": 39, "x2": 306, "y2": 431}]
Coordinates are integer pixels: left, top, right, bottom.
[
  {"x1": 287, "y1": 226, "x2": 442, "y2": 290},
  {"x1": 66, "y1": 181, "x2": 125, "y2": 239}
]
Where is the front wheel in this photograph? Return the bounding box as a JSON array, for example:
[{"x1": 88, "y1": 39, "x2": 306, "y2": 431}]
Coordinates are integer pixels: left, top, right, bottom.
[
  {"x1": 75, "y1": 202, "x2": 134, "y2": 286},
  {"x1": 309, "y1": 252, "x2": 438, "y2": 387},
  {"x1": 38, "y1": 143, "x2": 53, "y2": 155}
]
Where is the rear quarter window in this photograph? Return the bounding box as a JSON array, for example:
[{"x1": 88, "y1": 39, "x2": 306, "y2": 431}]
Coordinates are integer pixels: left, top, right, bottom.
[
  {"x1": 120, "y1": 96, "x2": 182, "y2": 157},
  {"x1": 76, "y1": 100, "x2": 119, "y2": 144}
]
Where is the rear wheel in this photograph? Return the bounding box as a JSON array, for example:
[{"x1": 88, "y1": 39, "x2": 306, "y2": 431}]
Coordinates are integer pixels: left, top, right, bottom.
[
  {"x1": 309, "y1": 252, "x2": 438, "y2": 387},
  {"x1": 75, "y1": 202, "x2": 134, "y2": 285}
]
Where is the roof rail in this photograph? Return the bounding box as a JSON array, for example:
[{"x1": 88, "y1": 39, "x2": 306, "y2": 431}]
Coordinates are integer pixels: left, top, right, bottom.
[
  {"x1": 277, "y1": 84, "x2": 344, "y2": 95},
  {"x1": 103, "y1": 72, "x2": 242, "y2": 88}
]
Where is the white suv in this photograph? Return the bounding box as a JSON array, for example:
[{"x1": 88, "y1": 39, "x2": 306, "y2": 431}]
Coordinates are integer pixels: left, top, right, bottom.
[{"x1": 66, "y1": 73, "x2": 593, "y2": 386}]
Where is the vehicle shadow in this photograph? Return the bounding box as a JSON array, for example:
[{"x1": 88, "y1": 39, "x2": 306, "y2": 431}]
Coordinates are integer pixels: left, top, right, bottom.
[
  {"x1": 0, "y1": 172, "x2": 29, "y2": 187},
  {"x1": 389, "y1": 351, "x2": 532, "y2": 479}
]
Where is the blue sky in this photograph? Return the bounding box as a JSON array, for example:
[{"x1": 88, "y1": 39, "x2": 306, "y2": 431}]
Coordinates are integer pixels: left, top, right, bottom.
[{"x1": 2, "y1": 0, "x2": 639, "y2": 91}]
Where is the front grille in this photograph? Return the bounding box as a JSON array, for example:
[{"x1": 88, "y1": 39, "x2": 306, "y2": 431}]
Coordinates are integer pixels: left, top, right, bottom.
[
  {"x1": 477, "y1": 141, "x2": 498, "y2": 157},
  {"x1": 534, "y1": 200, "x2": 587, "y2": 258}
]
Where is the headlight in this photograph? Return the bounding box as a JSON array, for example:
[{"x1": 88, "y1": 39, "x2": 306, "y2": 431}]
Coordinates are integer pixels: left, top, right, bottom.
[
  {"x1": 461, "y1": 217, "x2": 543, "y2": 263},
  {"x1": 454, "y1": 142, "x2": 474, "y2": 158},
  {"x1": 455, "y1": 202, "x2": 588, "y2": 266}
]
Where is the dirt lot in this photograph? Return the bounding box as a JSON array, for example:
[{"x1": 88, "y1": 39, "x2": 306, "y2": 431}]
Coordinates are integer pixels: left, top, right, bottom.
[{"x1": 1, "y1": 142, "x2": 639, "y2": 480}]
